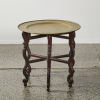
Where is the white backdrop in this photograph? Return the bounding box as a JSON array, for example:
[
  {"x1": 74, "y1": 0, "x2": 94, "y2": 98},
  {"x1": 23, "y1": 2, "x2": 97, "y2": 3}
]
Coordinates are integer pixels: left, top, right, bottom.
[{"x1": 0, "y1": 0, "x2": 100, "y2": 44}]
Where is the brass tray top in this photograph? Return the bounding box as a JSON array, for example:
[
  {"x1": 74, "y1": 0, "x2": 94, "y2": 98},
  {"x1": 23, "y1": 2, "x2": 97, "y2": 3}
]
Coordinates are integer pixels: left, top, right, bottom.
[{"x1": 18, "y1": 19, "x2": 81, "y2": 34}]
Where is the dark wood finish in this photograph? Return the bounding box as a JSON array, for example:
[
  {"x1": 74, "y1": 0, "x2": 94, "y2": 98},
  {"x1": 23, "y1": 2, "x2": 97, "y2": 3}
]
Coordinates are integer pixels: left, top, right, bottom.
[
  {"x1": 67, "y1": 32, "x2": 75, "y2": 87},
  {"x1": 29, "y1": 34, "x2": 47, "y2": 40},
  {"x1": 30, "y1": 54, "x2": 46, "y2": 58},
  {"x1": 30, "y1": 54, "x2": 69, "y2": 59},
  {"x1": 47, "y1": 35, "x2": 52, "y2": 91},
  {"x1": 22, "y1": 32, "x2": 31, "y2": 87},
  {"x1": 52, "y1": 54, "x2": 69, "y2": 58},
  {"x1": 29, "y1": 58, "x2": 47, "y2": 63},
  {"x1": 52, "y1": 35, "x2": 69, "y2": 39},
  {"x1": 21, "y1": 31, "x2": 76, "y2": 91},
  {"x1": 51, "y1": 58, "x2": 68, "y2": 64}
]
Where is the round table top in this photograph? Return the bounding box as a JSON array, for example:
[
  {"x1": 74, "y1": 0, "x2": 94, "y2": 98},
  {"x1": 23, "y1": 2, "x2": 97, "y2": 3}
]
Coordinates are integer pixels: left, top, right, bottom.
[{"x1": 18, "y1": 19, "x2": 81, "y2": 35}]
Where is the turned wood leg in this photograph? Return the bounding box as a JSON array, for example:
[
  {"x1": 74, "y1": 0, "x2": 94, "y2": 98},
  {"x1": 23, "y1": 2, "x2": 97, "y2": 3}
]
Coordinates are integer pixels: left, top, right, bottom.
[
  {"x1": 47, "y1": 35, "x2": 52, "y2": 91},
  {"x1": 22, "y1": 32, "x2": 31, "y2": 87},
  {"x1": 67, "y1": 32, "x2": 75, "y2": 87}
]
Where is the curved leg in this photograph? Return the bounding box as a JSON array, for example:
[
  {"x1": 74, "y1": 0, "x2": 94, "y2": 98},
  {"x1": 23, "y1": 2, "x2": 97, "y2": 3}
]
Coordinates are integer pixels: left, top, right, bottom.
[
  {"x1": 22, "y1": 32, "x2": 31, "y2": 87},
  {"x1": 67, "y1": 32, "x2": 75, "y2": 87},
  {"x1": 47, "y1": 35, "x2": 52, "y2": 91}
]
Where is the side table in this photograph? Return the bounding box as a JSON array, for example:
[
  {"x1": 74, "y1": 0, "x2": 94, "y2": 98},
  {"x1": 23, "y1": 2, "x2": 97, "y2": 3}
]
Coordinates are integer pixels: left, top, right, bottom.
[{"x1": 18, "y1": 20, "x2": 81, "y2": 91}]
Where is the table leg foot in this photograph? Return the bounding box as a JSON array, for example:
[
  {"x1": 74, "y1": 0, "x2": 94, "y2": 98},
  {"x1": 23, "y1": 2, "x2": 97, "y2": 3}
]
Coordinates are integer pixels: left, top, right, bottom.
[
  {"x1": 23, "y1": 64, "x2": 30, "y2": 87},
  {"x1": 67, "y1": 58, "x2": 75, "y2": 87},
  {"x1": 68, "y1": 84, "x2": 72, "y2": 87},
  {"x1": 47, "y1": 84, "x2": 50, "y2": 91},
  {"x1": 23, "y1": 79, "x2": 28, "y2": 87}
]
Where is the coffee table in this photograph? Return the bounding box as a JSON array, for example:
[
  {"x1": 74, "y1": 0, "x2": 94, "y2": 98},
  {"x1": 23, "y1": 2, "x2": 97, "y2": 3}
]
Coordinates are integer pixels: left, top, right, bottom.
[{"x1": 18, "y1": 19, "x2": 81, "y2": 91}]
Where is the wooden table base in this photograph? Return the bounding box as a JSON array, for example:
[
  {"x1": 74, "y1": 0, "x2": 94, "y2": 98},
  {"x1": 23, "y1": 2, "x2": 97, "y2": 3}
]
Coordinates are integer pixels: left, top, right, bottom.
[{"x1": 22, "y1": 32, "x2": 75, "y2": 91}]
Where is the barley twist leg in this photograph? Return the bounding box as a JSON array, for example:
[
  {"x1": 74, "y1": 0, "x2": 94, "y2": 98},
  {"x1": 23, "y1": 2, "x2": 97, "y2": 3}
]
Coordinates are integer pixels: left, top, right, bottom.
[
  {"x1": 67, "y1": 32, "x2": 75, "y2": 87},
  {"x1": 22, "y1": 32, "x2": 31, "y2": 87}
]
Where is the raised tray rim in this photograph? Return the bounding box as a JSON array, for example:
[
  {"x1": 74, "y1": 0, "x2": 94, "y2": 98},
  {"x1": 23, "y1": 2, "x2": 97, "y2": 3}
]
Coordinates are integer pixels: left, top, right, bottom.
[{"x1": 18, "y1": 19, "x2": 81, "y2": 34}]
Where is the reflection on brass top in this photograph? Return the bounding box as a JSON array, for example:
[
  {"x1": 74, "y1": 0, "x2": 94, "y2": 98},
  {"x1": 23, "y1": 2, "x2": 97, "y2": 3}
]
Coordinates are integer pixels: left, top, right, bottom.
[{"x1": 18, "y1": 19, "x2": 81, "y2": 34}]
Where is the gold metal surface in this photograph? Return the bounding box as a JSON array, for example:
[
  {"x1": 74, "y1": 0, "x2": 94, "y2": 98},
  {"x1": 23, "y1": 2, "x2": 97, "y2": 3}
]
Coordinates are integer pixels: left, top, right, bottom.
[{"x1": 18, "y1": 20, "x2": 81, "y2": 34}]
